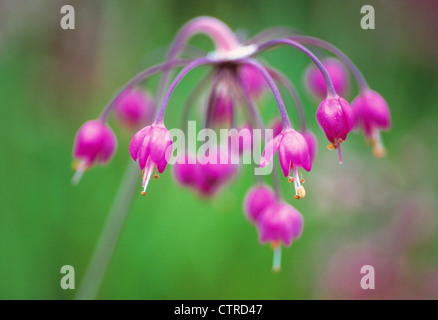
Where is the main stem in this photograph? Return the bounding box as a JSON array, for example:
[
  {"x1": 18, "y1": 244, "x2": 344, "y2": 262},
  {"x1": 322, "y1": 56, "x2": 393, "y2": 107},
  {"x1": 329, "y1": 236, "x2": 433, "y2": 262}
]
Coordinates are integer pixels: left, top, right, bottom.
[{"x1": 76, "y1": 161, "x2": 139, "y2": 300}]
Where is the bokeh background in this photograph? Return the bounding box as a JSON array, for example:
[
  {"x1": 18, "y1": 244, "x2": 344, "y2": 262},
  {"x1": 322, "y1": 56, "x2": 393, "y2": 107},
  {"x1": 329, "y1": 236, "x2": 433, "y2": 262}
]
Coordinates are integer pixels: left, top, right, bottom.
[{"x1": 1, "y1": 0, "x2": 437, "y2": 300}]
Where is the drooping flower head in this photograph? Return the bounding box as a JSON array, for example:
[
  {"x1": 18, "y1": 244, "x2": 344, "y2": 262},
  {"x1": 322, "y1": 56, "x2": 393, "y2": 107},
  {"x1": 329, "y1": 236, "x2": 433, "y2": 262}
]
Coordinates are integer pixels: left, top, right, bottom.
[
  {"x1": 244, "y1": 184, "x2": 277, "y2": 223},
  {"x1": 305, "y1": 58, "x2": 350, "y2": 99},
  {"x1": 260, "y1": 128, "x2": 311, "y2": 199},
  {"x1": 316, "y1": 96, "x2": 354, "y2": 163},
  {"x1": 352, "y1": 89, "x2": 391, "y2": 157},
  {"x1": 129, "y1": 123, "x2": 173, "y2": 195},
  {"x1": 72, "y1": 16, "x2": 391, "y2": 272},
  {"x1": 257, "y1": 201, "x2": 304, "y2": 272},
  {"x1": 72, "y1": 120, "x2": 117, "y2": 184},
  {"x1": 257, "y1": 201, "x2": 304, "y2": 246},
  {"x1": 114, "y1": 88, "x2": 155, "y2": 129}
]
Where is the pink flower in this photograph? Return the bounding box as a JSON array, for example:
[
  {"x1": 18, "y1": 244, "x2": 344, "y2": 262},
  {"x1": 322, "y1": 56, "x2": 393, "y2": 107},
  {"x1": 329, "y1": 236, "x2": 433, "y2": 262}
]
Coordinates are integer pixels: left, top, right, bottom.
[
  {"x1": 129, "y1": 123, "x2": 173, "y2": 195},
  {"x1": 305, "y1": 58, "x2": 349, "y2": 99},
  {"x1": 173, "y1": 148, "x2": 238, "y2": 197},
  {"x1": 239, "y1": 64, "x2": 267, "y2": 98},
  {"x1": 210, "y1": 88, "x2": 234, "y2": 127},
  {"x1": 316, "y1": 96, "x2": 354, "y2": 163},
  {"x1": 270, "y1": 119, "x2": 318, "y2": 164},
  {"x1": 72, "y1": 120, "x2": 116, "y2": 184},
  {"x1": 260, "y1": 128, "x2": 311, "y2": 199},
  {"x1": 196, "y1": 147, "x2": 238, "y2": 196},
  {"x1": 173, "y1": 153, "x2": 197, "y2": 187},
  {"x1": 244, "y1": 184, "x2": 277, "y2": 223},
  {"x1": 352, "y1": 90, "x2": 391, "y2": 158},
  {"x1": 114, "y1": 89, "x2": 155, "y2": 129},
  {"x1": 257, "y1": 201, "x2": 304, "y2": 247}
]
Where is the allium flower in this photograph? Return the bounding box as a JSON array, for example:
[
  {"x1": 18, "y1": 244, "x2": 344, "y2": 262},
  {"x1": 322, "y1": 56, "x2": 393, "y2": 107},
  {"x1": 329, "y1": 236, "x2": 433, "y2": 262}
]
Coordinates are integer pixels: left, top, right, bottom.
[
  {"x1": 173, "y1": 148, "x2": 238, "y2": 197},
  {"x1": 114, "y1": 88, "x2": 155, "y2": 129},
  {"x1": 244, "y1": 184, "x2": 277, "y2": 223},
  {"x1": 352, "y1": 89, "x2": 391, "y2": 157},
  {"x1": 210, "y1": 87, "x2": 234, "y2": 127},
  {"x1": 257, "y1": 202, "x2": 304, "y2": 246},
  {"x1": 173, "y1": 153, "x2": 197, "y2": 187},
  {"x1": 257, "y1": 201, "x2": 304, "y2": 272},
  {"x1": 129, "y1": 123, "x2": 173, "y2": 195},
  {"x1": 316, "y1": 96, "x2": 354, "y2": 163},
  {"x1": 305, "y1": 58, "x2": 350, "y2": 99},
  {"x1": 72, "y1": 120, "x2": 116, "y2": 184},
  {"x1": 196, "y1": 148, "x2": 239, "y2": 196},
  {"x1": 73, "y1": 16, "x2": 391, "y2": 273},
  {"x1": 260, "y1": 128, "x2": 311, "y2": 199}
]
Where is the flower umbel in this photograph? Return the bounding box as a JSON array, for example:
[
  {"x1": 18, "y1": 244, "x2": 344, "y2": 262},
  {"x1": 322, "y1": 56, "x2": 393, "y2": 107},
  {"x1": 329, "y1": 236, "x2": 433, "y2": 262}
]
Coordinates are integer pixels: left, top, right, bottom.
[
  {"x1": 73, "y1": 16, "x2": 391, "y2": 276},
  {"x1": 260, "y1": 129, "x2": 311, "y2": 199}
]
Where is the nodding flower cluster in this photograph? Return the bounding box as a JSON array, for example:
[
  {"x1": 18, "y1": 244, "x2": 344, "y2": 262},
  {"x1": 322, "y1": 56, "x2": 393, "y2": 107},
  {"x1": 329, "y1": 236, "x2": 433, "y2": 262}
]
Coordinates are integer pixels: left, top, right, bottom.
[{"x1": 72, "y1": 17, "x2": 391, "y2": 271}]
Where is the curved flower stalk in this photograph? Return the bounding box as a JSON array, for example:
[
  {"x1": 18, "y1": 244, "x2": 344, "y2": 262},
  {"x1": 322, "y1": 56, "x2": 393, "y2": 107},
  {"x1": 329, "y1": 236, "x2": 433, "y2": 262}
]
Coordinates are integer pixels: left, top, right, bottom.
[
  {"x1": 72, "y1": 17, "x2": 391, "y2": 284},
  {"x1": 290, "y1": 35, "x2": 391, "y2": 157}
]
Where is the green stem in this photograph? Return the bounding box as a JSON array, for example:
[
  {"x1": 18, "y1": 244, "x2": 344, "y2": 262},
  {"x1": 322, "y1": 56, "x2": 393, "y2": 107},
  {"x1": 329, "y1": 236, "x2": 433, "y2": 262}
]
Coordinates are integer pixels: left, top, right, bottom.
[{"x1": 76, "y1": 161, "x2": 139, "y2": 300}]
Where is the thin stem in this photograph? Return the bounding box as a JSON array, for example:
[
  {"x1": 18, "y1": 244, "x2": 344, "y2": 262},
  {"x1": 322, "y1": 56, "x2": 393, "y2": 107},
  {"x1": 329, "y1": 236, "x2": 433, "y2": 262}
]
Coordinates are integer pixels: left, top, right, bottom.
[
  {"x1": 289, "y1": 35, "x2": 369, "y2": 90},
  {"x1": 98, "y1": 58, "x2": 192, "y2": 121},
  {"x1": 246, "y1": 26, "x2": 299, "y2": 45},
  {"x1": 204, "y1": 71, "x2": 221, "y2": 128},
  {"x1": 235, "y1": 71, "x2": 282, "y2": 199},
  {"x1": 257, "y1": 38, "x2": 338, "y2": 98},
  {"x1": 180, "y1": 71, "x2": 213, "y2": 134},
  {"x1": 76, "y1": 161, "x2": 139, "y2": 300},
  {"x1": 272, "y1": 245, "x2": 282, "y2": 272},
  {"x1": 155, "y1": 57, "x2": 213, "y2": 123},
  {"x1": 239, "y1": 58, "x2": 293, "y2": 130},
  {"x1": 267, "y1": 67, "x2": 307, "y2": 131}
]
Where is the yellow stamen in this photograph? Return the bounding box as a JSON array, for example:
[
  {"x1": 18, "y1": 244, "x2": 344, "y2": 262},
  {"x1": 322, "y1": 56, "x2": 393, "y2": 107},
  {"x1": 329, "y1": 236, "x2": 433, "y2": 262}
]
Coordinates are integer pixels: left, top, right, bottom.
[{"x1": 297, "y1": 185, "x2": 306, "y2": 198}]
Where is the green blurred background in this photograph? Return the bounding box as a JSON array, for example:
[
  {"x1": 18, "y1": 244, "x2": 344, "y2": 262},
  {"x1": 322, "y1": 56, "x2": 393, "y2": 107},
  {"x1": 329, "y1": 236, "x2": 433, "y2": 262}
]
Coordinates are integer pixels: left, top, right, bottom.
[{"x1": 1, "y1": 0, "x2": 437, "y2": 299}]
